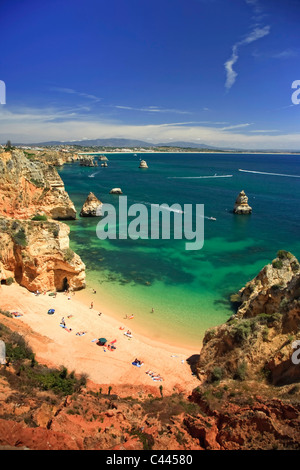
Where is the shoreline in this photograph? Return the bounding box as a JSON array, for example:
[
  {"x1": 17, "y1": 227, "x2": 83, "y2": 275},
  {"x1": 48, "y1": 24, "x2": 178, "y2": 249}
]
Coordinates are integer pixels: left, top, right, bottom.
[
  {"x1": 76, "y1": 151, "x2": 300, "y2": 155},
  {"x1": 0, "y1": 284, "x2": 200, "y2": 395},
  {"x1": 75, "y1": 272, "x2": 205, "y2": 352}
]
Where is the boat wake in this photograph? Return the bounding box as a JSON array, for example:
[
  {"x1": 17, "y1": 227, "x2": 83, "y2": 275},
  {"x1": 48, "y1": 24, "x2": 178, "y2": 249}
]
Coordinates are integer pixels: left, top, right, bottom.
[
  {"x1": 133, "y1": 200, "x2": 215, "y2": 219},
  {"x1": 238, "y1": 169, "x2": 300, "y2": 178},
  {"x1": 167, "y1": 175, "x2": 233, "y2": 179},
  {"x1": 88, "y1": 171, "x2": 100, "y2": 178}
]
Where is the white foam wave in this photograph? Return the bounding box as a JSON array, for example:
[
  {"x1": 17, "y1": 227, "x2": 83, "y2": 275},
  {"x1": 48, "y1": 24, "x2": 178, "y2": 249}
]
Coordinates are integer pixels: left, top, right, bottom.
[
  {"x1": 239, "y1": 169, "x2": 300, "y2": 178},
  {"x1": 88, "y1": 171, "x2": 101, "y2": 178},
  {"x1": 168, "y1": 175, "x2": 233, "y2": 179}
]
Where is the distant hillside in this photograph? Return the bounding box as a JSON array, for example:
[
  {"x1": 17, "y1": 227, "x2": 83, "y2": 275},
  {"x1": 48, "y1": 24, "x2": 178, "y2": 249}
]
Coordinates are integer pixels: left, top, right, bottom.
[{"x1": 13, "y1": 138, "x2": 222, "y2": 150}]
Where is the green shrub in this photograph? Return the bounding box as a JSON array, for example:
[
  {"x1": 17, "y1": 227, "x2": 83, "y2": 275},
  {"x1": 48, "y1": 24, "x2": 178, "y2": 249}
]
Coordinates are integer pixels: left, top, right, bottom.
[
  {"x1": 31, "y1": 214, "x2": 48, "y2": 221},
  {"x1": 277, "y1": 250, "x2": 293, "y2": 260},
  {"x1": 63, "y1": 248, "x2": 75, "y2": 262},
  {"x1": 6, "y1": 333, "x2": 35, "y2": 361},
  {"x1": 234, "y1": 361, "x2": 247, "y2": 381},
  {"x1": 211, "y1": 366, "x2": 223, "y2": 382},
  {"x1": 32, "y1": 366, "x2": 85, "y2": 395},
  {"x1": 272, "y1": 259, "x2": 283, "y2": 269},
  {"x1": 231, "y1": 320, "x2": 252, "y2": 343},
  {"x1": 291, "y1": 261, "x2": 300, "y2": 273},
  {"x1": 5, "y1": 277, "x2": 14, "y2": 286},
  {"x1": 12, "y1": 227, "x2": 27, "y2": 247}
]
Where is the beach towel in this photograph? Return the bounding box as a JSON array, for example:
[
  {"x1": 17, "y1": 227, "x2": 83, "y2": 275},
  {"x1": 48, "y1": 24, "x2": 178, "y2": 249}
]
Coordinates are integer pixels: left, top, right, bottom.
[
  {"x1": 11, "y1": 312, "x2": 23, "y2": 318},
  {"x1": 60, "y1": 324, "x2": 72, "y2": 332},
  {"x1": 132, "y1": 362, "x2": 142, "y2": 367},
  {"x1": 124, "y1": 333, "x2": 132, "y2": 338}
]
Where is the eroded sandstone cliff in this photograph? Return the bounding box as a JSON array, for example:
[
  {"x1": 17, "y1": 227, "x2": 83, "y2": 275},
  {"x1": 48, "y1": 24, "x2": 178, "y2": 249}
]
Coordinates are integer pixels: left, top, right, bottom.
[
  {"x1": 197, "y1": 251, "x2": 300, "y2": 386},
  {"x1": 0, "y1": 150, "x2": 76, "y2": 220},
  {"x1": 0, "y1": 149, "x2": 86, "y2": 291},
  {"x1": 0, "y1": 218, "x2": 85, "y2": 292}
]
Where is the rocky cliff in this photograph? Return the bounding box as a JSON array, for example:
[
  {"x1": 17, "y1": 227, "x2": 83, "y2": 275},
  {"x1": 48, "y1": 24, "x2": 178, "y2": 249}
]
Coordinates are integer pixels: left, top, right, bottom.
[
  {"x1": 0, "y1": 150, "x2": 76, "y2": 220},
  {"x1": 197, "y1": 251, "x2": 300, "y2": 386},
  {"x1": 0, "y1": 149, "x2": 86, "y2": 291},
  {"x1": 0, "y1": 218, "x2": 85, "y2": 292},
  {"x1": 0, "y1": 316, "x2": 299, "y2": 450}
]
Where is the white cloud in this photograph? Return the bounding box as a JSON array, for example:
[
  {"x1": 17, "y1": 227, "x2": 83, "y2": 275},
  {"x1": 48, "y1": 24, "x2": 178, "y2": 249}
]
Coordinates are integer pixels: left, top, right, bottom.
[
  {"x1": 0, "y1": 106, "x2": 299, "y2": 150},
  {"x1": 220, "y1": 123, "x2": 252, "y2": 131},
  {"x1": 112, "y1": 105, "x2": 191, "y2": 114},
  {"x1": 224, "y1": 23, "x2": 270, "y2": 90},
  {"x1": 253, "y1": 49, "x2": 298, "y2": 59},
  {"x1": 50, "y1": 87, "x2": 102, "y2": 102},
  {"x1": 249, "y1": 129, "x2": 279, "y2": 133}
]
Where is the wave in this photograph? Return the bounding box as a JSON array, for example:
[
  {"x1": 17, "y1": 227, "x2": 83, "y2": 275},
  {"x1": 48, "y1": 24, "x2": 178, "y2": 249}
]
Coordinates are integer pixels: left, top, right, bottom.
[
  {"x1": 88, "y1": 171, "x2": 101, "y2": 178},
  {"x1": 238, "y1": 169, "x2": 300, "y2": 178},
  {"x1": 167, "y1": 175, "x2": 233, "y2": 179},
  {"x1": 132, "y1": 199, "x2": 215, "y2": 219}
]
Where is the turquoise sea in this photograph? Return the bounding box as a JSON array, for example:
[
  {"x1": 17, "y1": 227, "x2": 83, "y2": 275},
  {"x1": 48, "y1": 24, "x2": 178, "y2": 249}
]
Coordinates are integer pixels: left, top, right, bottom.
[{"x1": 58, "y1": 152, "x2": 300, "y2": 349}]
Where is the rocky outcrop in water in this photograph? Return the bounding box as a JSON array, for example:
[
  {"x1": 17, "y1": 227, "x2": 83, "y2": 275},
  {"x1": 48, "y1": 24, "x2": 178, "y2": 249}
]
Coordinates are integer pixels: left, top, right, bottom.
[
  {"x1": 139, "y1": 160, "x2": 148, "y2": 168},
  {"x1": 80, "y1": 192, "x2": 103, "y2": 217},
  {"x1": 233, "y1": 190, "x2": 252, "y2": 214},
  {"x1": 79, "y1": 157, "x2": 98, "y2": 167},
  {"x1": 0, "y1": 150, "x2": 76, "y2": 220},
  {"x1": 109, "y1": 188, "x2": 123, "y2": 194}
]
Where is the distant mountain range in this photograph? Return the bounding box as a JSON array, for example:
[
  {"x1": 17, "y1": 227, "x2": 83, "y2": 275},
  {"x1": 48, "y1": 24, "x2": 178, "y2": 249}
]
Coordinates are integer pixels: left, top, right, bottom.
[
  {"x1": 16, "y1": 138, "x2": 223, "y2": 150},
  {"x1": 5, "y1": 137, "x2": 300, "y2": 153}
]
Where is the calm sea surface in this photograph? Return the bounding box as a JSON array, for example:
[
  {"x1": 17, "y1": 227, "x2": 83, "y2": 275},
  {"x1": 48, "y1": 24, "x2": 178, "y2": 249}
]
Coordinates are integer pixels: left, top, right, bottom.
[{"x1": 58, "y1": 153, "x2": 300, "y2": 348}]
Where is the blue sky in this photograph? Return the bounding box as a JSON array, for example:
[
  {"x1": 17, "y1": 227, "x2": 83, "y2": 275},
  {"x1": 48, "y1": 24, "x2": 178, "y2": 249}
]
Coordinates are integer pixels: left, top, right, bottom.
[{"x1": 0, "y1": 0, "x2": 300, "y2": 148}]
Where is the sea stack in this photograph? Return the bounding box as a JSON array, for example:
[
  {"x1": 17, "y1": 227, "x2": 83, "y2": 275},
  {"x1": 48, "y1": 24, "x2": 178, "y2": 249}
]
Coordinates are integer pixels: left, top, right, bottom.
[
  {"x1": 109, "y1": 188, "x2": 123, "y2": 195},
  {"x1": 80, "y1": 192, "x2": 103, "y2": 217},
  {"x1": 79, "y1": 157, "x2": 98, "y2": 167},
  {"x1": 233, "y1": 190, "x2": 252, "y2": 214},
  {"x1": 139, "y1": 160, "x2": 148, "y2": 169}
]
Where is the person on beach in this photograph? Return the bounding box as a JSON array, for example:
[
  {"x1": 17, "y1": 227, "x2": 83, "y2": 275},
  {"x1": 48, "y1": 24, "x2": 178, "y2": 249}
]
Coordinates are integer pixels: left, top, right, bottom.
[
  {"x1": 61, "y1": 317, "x2": 66, "y2": 327},
  {"x1": 90, "y1": 302, "x2": 93, "y2": 309},
  {"x1": 151, "y1": 308, "x2": 154, "y2": 313},
  {"x1": 98, "y1": 312, "x2": 102, "y2": 316}
]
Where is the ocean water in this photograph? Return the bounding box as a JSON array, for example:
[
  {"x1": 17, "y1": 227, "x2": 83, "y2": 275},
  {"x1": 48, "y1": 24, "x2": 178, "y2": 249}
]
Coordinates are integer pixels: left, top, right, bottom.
[{"x1": 58, "y1": 152, "x2": 300, "y2": 348}]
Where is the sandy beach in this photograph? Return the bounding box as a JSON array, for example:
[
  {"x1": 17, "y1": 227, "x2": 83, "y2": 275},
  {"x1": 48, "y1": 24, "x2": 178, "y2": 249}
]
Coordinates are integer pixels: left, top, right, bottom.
[{"x1": 0, "y1": 284, "x2": 200, "y2": 396}]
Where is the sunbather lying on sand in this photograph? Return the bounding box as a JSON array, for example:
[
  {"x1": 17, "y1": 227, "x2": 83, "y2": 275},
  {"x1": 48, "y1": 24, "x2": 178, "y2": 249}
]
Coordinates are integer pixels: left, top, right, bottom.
[
  {"x1": 11, "y1": 312, "x2": 23, "y2": 317},
  {"x1": 76, "y1": 331, "x2": 87, "y2": 336},
  {"x1": 134, "y1": 358, "x2": 144, "y2": 365}
]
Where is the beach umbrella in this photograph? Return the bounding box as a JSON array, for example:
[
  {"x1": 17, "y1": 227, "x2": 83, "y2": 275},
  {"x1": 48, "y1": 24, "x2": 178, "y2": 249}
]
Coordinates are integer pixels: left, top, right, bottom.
[
  {"x1": 98, "y1": 338, "x2": 107, "y2": 345},
  {"x1": 48, "y1": 309, "x2": 55, "y2": 314}
]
